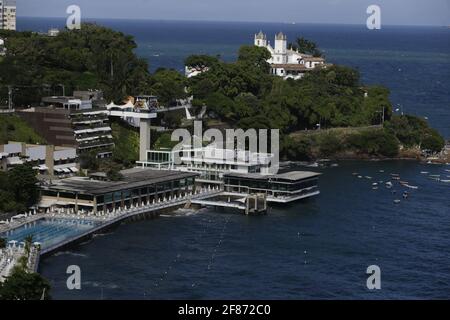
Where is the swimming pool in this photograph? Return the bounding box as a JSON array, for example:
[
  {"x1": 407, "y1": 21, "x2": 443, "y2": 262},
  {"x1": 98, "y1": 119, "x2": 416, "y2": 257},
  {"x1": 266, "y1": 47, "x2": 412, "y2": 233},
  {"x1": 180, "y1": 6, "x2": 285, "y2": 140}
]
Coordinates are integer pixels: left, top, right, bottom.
[{"x1": 0, "y1": 218, "x2": 100, "y2": 249}]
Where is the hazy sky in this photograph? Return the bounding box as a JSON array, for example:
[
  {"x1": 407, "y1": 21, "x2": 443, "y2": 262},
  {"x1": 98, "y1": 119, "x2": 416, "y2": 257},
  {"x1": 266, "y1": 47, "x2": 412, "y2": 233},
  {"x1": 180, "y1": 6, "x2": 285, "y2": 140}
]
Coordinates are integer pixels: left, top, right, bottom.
[{"x1": 18, "y1": 0, "x2": 450, "y2": 26}]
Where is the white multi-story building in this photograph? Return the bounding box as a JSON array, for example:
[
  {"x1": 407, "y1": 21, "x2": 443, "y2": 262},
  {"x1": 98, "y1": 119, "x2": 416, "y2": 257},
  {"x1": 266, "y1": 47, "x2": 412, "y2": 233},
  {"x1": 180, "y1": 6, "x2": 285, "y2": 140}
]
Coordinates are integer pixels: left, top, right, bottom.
[
  {"x1": 0, "y1": 0, "x2": 16, "y2": 31},
  {"x1": 254, "y1": 31, "x2": 328, "y2": 80},
  {"x1": 137, "y1": 145, "x2": 321, "y2": 203}
]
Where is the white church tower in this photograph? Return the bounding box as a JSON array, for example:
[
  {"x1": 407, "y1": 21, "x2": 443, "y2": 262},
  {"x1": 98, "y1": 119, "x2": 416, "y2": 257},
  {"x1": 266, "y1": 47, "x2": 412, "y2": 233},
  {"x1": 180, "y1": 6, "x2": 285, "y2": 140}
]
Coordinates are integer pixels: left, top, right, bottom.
[
  {"x1": 273, "y1": 32, "x2": 287, "y2": 64},
  {"x1": 254, "y1": 31, "x2": 267, "y2": 47}
]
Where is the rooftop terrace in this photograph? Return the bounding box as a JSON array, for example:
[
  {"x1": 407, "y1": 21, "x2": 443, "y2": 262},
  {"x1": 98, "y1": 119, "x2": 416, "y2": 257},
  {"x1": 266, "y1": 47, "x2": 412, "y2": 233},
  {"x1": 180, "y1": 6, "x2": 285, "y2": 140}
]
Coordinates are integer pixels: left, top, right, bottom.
[
  {"x1": 42, "y1": 168, "x2": 198, "y2": 195},
  {"x1": 224, "y1": 171, "x2": 321, "y2": 182}
]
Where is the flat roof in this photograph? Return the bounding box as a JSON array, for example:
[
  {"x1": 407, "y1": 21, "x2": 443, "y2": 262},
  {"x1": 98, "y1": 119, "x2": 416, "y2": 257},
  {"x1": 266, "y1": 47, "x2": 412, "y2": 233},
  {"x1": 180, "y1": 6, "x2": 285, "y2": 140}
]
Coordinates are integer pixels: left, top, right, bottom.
[
  {"x1": 42, "y1": 168, "x2": 197, "y2": 195},
  {"x1": 271, "y1": 64, "x2": 307, "y2": 71},
  {"x1": 224, "y1": 171, "x2": 321, "y2": 182}
]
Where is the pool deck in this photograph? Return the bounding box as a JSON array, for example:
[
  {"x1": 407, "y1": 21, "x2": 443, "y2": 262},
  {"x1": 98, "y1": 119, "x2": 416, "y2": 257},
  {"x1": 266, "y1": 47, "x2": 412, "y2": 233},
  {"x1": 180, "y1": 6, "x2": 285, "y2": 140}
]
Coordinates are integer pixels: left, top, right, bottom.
[{"x1": 1, "y1": 188, "x2": 221, "y2": 260}]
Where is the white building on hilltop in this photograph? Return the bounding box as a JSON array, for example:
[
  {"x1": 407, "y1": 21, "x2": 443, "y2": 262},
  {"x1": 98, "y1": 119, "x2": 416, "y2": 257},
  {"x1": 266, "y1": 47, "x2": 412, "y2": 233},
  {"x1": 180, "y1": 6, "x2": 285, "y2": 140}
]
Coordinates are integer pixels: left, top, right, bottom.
[
  {"x1": 254, "y1": 31, "x2": 328, "y2": 80},
  {"x1": 0, "y1": 0, "x2": 16, "y2": 31}
]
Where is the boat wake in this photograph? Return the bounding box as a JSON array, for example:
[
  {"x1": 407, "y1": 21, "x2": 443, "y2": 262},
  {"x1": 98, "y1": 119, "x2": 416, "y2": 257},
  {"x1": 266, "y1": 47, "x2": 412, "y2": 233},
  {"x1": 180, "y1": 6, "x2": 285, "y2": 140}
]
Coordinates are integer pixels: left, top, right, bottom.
[
  {"x1": 161, "y1": 208, "x2": 201, "y2": 218},
  {"x1": 54, "y1": 251, "x2": 87, "y2": 258}
]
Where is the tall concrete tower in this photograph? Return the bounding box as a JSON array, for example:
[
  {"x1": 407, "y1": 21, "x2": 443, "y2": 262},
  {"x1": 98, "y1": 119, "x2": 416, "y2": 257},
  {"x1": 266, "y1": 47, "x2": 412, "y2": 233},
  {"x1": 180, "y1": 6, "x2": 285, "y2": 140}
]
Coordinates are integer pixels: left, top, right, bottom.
[
  {"x1": 254, "y1": 31, "x2": 267, "y2": 47},
  {"x1": 274, "y1": 32, "x2": 287, "y2": 54}
]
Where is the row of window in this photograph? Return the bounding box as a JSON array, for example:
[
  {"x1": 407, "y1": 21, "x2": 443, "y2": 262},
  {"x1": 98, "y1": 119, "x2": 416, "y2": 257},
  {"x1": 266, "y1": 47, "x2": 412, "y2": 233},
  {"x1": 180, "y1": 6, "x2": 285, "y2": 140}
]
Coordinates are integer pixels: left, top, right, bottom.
[{"x1": 224, "y1": 178, "x2": 318, "y2": 192}]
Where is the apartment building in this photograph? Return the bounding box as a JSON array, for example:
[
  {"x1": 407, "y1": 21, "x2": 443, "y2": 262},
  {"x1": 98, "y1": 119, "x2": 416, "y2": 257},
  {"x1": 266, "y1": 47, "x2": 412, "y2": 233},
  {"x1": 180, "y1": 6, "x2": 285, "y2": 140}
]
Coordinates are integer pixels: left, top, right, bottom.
[
  {"x1": 0, "y1": 0, "x2": 16, "y2": 31},
  {"x1": 18, "y1": 92, "x2": 114, "y2": 159}
]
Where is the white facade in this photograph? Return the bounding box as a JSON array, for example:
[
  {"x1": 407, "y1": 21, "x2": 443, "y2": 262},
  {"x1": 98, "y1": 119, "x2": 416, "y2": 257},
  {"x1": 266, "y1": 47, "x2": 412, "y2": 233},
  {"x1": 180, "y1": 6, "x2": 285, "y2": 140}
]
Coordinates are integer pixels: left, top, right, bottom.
[
  {"x1": 0, "y1": 142, "x2": 78, "y2": 178},
  {"x1": 254, "y1": 31, "x2": 327, "y2": 80},
  {"x1": 138, "y1": 145, "x2": 275, "y2": 185},
  {"x1": 0, "y1": 0, "x2": 16, "y2": 31}
]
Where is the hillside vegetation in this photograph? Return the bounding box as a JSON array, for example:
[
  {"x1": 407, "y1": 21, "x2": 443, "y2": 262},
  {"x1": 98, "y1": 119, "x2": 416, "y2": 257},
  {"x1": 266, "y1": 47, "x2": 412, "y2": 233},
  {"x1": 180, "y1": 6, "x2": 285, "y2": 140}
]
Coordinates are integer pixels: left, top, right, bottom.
[
  {"x1": 0, "y1": 114, "x2": 45, "y2": 144},
  {"x1": 0, "y1": 25, "x2": 444, "y2": 163}
]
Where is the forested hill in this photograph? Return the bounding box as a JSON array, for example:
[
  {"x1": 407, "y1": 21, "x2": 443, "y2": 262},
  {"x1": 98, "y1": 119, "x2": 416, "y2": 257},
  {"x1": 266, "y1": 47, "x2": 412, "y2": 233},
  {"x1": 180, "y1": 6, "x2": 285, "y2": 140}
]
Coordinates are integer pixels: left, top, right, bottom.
[
  {"x1": 185, "y1": 47, "x2": 444, "y2": 157},
  {"x1": 0, "y1": 24, "x2": 444, "y2": 160},
  {"x1": 0, "y1": 24, "x2": 185, "y2": 106}
]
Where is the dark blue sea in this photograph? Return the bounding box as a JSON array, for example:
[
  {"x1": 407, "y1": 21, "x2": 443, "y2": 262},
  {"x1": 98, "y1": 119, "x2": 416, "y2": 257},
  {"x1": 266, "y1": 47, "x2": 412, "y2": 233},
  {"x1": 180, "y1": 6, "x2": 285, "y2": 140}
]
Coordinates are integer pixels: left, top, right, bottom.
[{"x1": 19, "y1": 17, "x2": 450, "y2": 299}]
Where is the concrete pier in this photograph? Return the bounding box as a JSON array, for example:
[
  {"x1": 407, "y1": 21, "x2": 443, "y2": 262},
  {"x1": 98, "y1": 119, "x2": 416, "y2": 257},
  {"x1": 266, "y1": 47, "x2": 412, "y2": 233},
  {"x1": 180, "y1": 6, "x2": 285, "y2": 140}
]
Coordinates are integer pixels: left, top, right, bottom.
[{"x1": 191, "y1": 192, "x2": 267, "y2": 215}]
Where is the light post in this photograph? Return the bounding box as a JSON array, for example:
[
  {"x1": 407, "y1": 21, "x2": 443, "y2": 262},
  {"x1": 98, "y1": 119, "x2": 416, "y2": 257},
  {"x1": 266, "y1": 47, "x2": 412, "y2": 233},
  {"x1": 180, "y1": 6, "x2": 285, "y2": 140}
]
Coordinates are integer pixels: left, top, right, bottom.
[
  {"x1": 57, "y1": 84, "x2": 66, "y2": 96},
  {"x1": 7, "y1": 85, "x2": 12, "y2": 110},
  {"x1": 375, "y1": 107, "x2": 384, "y2": 125}
]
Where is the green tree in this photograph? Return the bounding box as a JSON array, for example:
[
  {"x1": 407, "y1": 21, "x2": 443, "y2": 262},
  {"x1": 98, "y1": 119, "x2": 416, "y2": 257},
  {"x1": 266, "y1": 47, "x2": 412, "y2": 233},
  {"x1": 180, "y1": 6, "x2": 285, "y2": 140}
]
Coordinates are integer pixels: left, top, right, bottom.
[
  {"x1": 237, "y1": 45, "x2": 271, "y2": 73},
  {"x1": 421, "y1": 131, "x2": 445, "y2": 153},
  {"x1": 0, "y1": 237, "x2": 6, "y2": 249},
  {"x1": 289, "y1": 37, "x2": 323, "y2": 57},
  {"x1": 79, "y1": 150, "x2": 99, "y2": 171},
  {"x1": 150, "y1": 68, "x2": 187, "y2": 107},
  {"x1": 0, "y1": 267, "x2": 51, "y2": 300},
  {"x1": 8, "y1": 164, "x2": 39, "y2": 210},
  {"x1": 185, "y1": 55, "x2": 219, "y2": 68}
]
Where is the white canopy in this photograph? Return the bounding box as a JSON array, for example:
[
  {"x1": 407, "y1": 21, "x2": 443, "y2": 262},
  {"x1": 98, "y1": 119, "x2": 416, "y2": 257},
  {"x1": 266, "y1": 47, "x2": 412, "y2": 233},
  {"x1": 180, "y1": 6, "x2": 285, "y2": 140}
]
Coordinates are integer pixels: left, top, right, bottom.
[
  {"x1": 106, "y1": 100, "x2": 134, "y2": 110},
  {"x1": 6, "y1": 156, "x2": 24, "y2": 165}
]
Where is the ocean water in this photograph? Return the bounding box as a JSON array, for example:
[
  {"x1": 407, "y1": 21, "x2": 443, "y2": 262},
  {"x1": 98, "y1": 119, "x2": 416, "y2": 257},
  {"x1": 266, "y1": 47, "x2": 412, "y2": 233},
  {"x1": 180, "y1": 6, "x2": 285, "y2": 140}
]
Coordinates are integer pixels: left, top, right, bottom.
[
  {"x1": 38, "y1": 161, "x2": 450, "y2": 299},
  {"x1": 17, "y1": 18, "x2": 450, "y2": 299}
]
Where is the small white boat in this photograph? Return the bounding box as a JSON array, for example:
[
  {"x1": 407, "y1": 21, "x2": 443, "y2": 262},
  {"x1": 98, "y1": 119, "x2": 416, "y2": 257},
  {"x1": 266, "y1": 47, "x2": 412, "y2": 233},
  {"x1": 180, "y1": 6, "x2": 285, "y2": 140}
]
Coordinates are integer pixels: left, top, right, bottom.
[
  {"x1": 365, "y1": 176, "x2": 372, "y2": 179},
  {"x1": 394, "y1": 199, "x2": 401, "y2": 204},
  {"x1": 358, "y1": 175, "x2": 363, "y2": 179},
  {"x1": 429, "y1": 174, "x2": 440, "y2": 177},
  {"x1": 391, "y1": 173, "x2": 400, "y2": 177},
  {"x1": 386, "y1": 182, "x2": 393, "y2": 188},
  {"x1": 440, "y1": 179, "x2": 450, "y2": 183},
  {"x1": 405, "y1": 184, "x2": 418, "y2": 189},
  {"x1": 372, "y1": 187, "x2": 378, "y2": 190},
  {"x1": 420, "y1": 171, "x2": 429, "y2": 174},
  {"x1": 352, "y1": 172, "x2": 359, "y2": 176},
  {"x1": 379, "y1": 170, "x2": 385, "y2": 173},
  {"x1": 372, "y1": 182, "x2": 378, "y2": 186}
]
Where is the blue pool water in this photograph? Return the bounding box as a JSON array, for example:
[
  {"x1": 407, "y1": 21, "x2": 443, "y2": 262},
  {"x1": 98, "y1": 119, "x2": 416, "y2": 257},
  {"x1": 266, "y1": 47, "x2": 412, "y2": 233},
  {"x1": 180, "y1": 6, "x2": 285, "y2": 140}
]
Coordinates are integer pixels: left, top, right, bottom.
[{"x1": 1, "y1": 218, "x2": 99, "y2": 249}]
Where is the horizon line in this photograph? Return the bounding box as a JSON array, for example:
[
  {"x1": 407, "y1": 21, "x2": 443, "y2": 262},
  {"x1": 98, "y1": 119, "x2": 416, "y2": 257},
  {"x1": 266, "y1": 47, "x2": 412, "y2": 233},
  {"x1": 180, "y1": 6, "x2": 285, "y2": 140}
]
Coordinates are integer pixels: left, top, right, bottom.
[{"x1": 17, "y1": 16, "x2": 449, "y2": 28}]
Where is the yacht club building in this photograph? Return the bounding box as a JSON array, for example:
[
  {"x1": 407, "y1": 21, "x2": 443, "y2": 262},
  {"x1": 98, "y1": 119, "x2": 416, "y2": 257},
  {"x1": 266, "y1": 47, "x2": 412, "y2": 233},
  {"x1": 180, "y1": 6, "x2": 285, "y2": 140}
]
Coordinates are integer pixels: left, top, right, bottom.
[
  {"x1": 138, "y1": 145, "x2": 321, "y2": 203},
  {"x1": 39, "y1": 167, "x2": 197, "y2": 213},
  {"x1": 224, "y1": 171, "x2": 321, "y2": 203}
]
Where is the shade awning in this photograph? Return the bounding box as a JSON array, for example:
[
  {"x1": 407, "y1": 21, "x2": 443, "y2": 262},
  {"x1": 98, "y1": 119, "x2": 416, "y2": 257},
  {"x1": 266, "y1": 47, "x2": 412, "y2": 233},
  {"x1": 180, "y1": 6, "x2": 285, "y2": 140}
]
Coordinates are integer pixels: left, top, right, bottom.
[
  {"x1": 70, "y1": 167, "x2": 79, "y2": 172},
  {"x1": 6, "y1": 157, "x2": 24, "y2": 165}
]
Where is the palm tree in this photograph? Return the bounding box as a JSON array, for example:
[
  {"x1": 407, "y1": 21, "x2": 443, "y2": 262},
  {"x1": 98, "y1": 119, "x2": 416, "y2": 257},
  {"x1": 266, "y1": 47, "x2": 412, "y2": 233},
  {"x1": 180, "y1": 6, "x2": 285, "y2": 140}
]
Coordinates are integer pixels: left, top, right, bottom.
[
  {"x1": 24, "y1": 235, "x2": 33, "y2": 256},
  {"x1": 0, "y1": 237, "x2": 7, "y2": 249}
]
